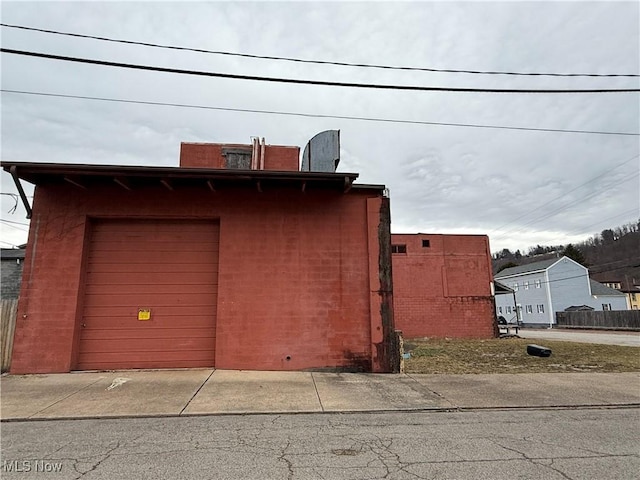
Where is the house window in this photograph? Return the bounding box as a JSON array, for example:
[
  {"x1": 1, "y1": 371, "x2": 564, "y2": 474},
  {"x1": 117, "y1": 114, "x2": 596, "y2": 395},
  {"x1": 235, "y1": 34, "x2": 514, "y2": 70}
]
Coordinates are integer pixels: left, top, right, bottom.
[
  {"x1": 525, "y1": 305, "x2": 533, "y2": 314},
  {"x1": 535, "y1": 280, "x2": 541, "y2": 288},
  {"x1": 422, "y1": 239, "x2": 430, "y2": 248},
  {"x1": 391, "y1": 244, "x2": 407, "y2": 254},
  {"x1": 602, "y1": 304, "x2": 612, "y2": 311},
  {"x1": 506, "y1": 306, "x2": 512, "y2": 314},
  {"x1": 524, "y1": 281, "x2": 529, "y2": 290},
  {"x1": 537, "y1": 304, "x2": 545, "y2": 313},
  {"x1": 498, "y1": 306, "x2": 503, "y2": 314},
  {"x1": 632, "y1": 293, "x2": 637, "y2": 301},
  {"x1": 512, "y1": 282, "x2": 519, "y2": 291}
]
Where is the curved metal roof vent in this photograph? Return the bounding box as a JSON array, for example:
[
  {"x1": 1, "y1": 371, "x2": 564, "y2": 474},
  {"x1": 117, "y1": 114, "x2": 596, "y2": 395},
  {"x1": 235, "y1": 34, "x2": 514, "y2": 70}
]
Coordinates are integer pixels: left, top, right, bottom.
[{"x1": 301, "y1": 130, "x2": 340, "y2": 172}]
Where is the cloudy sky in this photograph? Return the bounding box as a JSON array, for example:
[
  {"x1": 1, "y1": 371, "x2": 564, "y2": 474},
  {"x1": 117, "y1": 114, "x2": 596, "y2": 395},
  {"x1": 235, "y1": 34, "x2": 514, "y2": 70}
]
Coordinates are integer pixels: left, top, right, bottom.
[{"x1": 1, "y1": 1, "x2": 638, "y2": 254}]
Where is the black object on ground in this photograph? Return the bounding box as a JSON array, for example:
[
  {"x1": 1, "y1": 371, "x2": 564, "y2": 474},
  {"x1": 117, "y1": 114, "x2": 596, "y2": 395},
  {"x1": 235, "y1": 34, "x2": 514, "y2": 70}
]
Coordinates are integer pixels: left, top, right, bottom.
[{"x1": 527, "y1": 344, "x2": 552, "y2": 357}]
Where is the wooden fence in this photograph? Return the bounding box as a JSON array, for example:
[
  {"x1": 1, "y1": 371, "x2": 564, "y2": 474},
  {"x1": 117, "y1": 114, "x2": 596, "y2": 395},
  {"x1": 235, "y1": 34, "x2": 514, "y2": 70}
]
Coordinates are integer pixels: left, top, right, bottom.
[
  {"x1": 1, "y1": 299, "x2": 18, "y2": 372},
  {"x1": 556, "y1": 310, "x2": 640, "y2": 331}
]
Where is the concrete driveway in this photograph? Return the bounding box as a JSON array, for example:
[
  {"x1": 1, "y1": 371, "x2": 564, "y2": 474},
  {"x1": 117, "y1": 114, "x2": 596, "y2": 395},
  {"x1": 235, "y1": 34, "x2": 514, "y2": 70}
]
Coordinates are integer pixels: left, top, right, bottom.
[{"x1": 518, "y1": 328, "x2": 640, "y2": 347}]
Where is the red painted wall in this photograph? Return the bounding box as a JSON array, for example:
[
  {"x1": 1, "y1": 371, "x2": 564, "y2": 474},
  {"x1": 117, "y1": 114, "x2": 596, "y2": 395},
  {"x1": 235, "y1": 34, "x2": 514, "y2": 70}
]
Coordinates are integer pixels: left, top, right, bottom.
[
  {"x1": 11, "y1": 183, "x2": 389, "y2": 373},
  {"x1": 391, "y1": 234, "x2": 495, "y2": 339},
  {"x1": 180, "y1": 143, "x2": 299, "y2": 171}
]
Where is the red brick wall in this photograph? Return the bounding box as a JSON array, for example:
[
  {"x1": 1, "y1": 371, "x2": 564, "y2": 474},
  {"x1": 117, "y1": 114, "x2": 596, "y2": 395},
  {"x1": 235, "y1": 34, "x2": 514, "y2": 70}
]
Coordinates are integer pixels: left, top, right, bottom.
[
  {"x1": 180, "y1": 143, "x2": 299, "y2": 171},
  {"x1": 11, "y1": 183, "x2": 387, "y2": 373},
  {"x1": 263, "y1": 146, "x2": 299, "y2": 171},
  {"x1": 391, "y1": 234, "x2": 495, "y2": 339}
]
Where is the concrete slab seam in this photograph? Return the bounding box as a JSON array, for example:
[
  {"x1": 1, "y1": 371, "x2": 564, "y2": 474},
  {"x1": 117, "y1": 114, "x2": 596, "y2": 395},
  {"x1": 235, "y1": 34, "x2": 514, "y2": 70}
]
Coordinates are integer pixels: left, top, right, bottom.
[
  {"x1": 404, "y1": 373, "x2": 458, "y2": 409},
  {"x1": 310, "y1": 373, "x2": 325, "y2": 412},
  {"x1": 27, "y1": 376, "x2": 106, "y2": 419},
  {"x1": 178, "y1": 369, "x2": 216, "y2": 415}
]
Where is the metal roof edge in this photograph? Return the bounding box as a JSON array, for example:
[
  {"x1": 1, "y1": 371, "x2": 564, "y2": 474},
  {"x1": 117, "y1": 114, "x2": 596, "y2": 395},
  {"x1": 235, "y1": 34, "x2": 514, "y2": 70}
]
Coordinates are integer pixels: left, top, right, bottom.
[{"x1": 1, "y1": 161, "x2": 360, "y2": 182}]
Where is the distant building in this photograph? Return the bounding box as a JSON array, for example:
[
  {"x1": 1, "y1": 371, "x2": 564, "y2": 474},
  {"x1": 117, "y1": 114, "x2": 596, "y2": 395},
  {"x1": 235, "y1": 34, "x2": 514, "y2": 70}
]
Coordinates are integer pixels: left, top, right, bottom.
[
  {"x1": 391, "y1": 234, "x2": 495, "y2": 338},
  {"x1": 598, "y1": 280, "x2": 640, "y2": 310},
  {"x1": 494, "y1": 256, "x2": 628, "y2": 327},
  {"x1": 1, "y1": 247, "x2": 25, "y2": 299}
]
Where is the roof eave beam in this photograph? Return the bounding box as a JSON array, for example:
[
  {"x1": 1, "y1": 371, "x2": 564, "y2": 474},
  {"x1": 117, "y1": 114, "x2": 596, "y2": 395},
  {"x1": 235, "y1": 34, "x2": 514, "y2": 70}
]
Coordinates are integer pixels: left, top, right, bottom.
[
  {"x1": 64, "y1": 176, "x2": 87, "y2": 190},
  {"x1": 343, "y1": 176, "x2": 353, "y2": 193},
  {"x1": 9, "y1": 166, "x2": 32, "y2": 219},
  {"x1": 114, "y1": 177, "x2": 132, "y2": 191}
]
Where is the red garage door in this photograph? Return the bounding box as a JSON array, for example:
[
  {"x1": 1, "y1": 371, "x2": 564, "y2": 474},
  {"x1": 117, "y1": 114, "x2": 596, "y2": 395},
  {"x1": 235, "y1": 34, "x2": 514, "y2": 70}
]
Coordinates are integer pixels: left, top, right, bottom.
[{"x1": 76, "y1": 219, "x2": 219, "y2": 370}]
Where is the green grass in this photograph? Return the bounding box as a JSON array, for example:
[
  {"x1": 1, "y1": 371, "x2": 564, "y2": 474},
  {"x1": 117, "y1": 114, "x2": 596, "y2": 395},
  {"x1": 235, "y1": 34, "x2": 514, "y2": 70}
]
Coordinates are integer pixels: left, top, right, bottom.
[{"x1": 404, "y1": 338, "x2": 640, "y2": 374}]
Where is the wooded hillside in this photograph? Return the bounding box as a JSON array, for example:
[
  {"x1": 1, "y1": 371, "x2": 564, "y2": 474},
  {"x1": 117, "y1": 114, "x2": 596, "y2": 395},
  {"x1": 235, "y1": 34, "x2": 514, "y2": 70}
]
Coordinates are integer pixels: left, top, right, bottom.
[{"x1": 492, "y1": 220, "x2": 640, "y2": 289}]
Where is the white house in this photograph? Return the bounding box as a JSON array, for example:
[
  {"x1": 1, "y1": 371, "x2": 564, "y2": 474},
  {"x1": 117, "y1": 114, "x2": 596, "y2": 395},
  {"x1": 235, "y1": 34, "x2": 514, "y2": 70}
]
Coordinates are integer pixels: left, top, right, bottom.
[{"x1": 494, "y1": 256, "x2": 628, "y2": 327}]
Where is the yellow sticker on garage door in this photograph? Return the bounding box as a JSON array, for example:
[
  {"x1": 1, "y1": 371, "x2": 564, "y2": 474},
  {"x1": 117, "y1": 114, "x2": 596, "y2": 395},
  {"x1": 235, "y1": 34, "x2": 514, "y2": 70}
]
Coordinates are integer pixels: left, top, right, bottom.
[{"x1": 138, "y1": 309, "x2": 151, "y2": 321}]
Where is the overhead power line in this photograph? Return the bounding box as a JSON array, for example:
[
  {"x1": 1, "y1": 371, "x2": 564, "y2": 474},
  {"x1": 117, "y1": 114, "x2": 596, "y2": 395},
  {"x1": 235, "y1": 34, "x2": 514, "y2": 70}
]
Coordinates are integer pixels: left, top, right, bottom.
[
  {"x1": 0, "y1": 218, "x2": 30, "y2": 227},
  {"x1": 3, "y1": 89, "x2": 639, "y2": 137},
  {"x1": 0, "y1": 220, "x2": 29, "y2": 232},
  {"x1": 497, "y1": 172, "x2": 640, "y2": 236},
  {"x1": 2, "y1": 23, "x2": 638, "y2": 79},
  {"x1": 2, "y1": 48, "x2": 639, "y2": 94},
  {"x1": 491, "y1": 154, "x2": 640, "y2": 233},
  {"x1": 0, "y1": 240, "x2": 19, "y2": 247}
]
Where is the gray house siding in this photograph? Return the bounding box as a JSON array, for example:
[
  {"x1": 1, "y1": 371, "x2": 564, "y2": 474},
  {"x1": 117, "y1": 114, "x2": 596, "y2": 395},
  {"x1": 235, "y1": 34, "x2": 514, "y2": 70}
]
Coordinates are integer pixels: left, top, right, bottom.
[
  {"x1": 494, "y1": 256, "x2": 627, "y2": 328},
  {"x1": 495, "y1": 271, "x2": 550, "y2": 326},
  {"x1": 1, "y1": 250, "x2": 25, "y2": 299},
  {"x1": 548, "y1": 257, "x2": 590, "y2": 313}
]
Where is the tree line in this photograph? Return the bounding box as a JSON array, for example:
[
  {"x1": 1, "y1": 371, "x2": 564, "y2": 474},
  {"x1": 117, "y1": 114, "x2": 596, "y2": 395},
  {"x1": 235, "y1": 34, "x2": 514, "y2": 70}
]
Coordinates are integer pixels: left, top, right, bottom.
[{"x1": 492, "y1": 219, "x2": 640, "y2": 289}]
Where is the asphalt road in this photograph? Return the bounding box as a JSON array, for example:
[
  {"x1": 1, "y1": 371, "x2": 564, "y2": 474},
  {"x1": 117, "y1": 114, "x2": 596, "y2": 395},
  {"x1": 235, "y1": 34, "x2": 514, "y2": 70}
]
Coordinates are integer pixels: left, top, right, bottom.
[{"x1": 2, "y1": 408, "x2": 639, "y2": 479}]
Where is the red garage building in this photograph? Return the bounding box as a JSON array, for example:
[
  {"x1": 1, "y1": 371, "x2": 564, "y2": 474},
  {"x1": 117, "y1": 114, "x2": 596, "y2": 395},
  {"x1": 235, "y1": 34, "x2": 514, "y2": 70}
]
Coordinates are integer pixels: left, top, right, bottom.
[
  {"x1": 391, "y1": 234, "x2": 496, "y2": 339},
  {"x1": 3, "y1": 136, "x2": 397, "y2": 374}
]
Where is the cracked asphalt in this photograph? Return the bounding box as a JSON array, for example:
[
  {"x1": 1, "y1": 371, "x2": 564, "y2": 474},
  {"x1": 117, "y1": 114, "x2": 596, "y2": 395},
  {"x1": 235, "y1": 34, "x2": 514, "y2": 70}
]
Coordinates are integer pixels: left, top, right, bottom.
[{"x1": 1, "y1": 407, "x2": 638, "y2": 479}]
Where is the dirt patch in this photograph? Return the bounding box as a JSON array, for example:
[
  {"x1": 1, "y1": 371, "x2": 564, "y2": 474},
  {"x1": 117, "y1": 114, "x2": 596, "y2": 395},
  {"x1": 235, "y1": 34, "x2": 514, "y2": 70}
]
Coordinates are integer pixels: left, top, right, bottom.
[{"x1": 405, "y1": 337, "x2": 640, "y2": 374}]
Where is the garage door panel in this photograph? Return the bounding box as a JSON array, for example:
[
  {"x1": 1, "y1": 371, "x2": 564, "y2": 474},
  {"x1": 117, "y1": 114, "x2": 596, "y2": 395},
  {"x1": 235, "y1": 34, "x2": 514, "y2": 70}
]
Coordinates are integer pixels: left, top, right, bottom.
[
  {"x1": 86, "y1": 271, "x2": 217, "y2": 286},
  {"x1": 84, "y1": 283, "x2": 218, "y2": 295},
  {"x1": 82, "y1": 305, "x2": 217, "y2": 318},
  {"x1": 82, "y1": 316, "x2": 217, "y2": 330},
  {"x1": 79, "y1": 336, "x2": 214, "y2": 353},
  {"x1": 90, "y1": 239, "x2": 218, "y2": 251},
  {"x1": 87, "y1": 263, "x2": 218, "y2": 274},
  {"x1": 91, "y1": 221, "x2": 217, "y2": 235},
  {"x1": 77, "y1": 219, "x2": 219, "y2": 370},
  {"x1": 88, "y1": 250, "x2": 216, "y2": 264},
  {"x1": 80, "y1": 327, "x2": 215, "y2": 340},
  {"x1": 82, "y1": 292, "x2": 217, "y2": 307},
  {"x1": 77, "y1": 353, "x2": 216, "y2": 370}
]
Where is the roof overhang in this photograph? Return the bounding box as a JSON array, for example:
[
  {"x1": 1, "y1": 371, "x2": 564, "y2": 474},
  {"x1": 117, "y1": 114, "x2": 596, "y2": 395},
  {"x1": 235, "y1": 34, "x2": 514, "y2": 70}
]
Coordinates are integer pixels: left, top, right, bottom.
[
  {"x1": 3, "y1": 161, "x2": 385, "y2": 199},
  {"x1": 2, "y1": 162, "x2": 388, "y2": 219},
  {"x1": 494, "y1": 280, "x2": 515, "y2": 294}
]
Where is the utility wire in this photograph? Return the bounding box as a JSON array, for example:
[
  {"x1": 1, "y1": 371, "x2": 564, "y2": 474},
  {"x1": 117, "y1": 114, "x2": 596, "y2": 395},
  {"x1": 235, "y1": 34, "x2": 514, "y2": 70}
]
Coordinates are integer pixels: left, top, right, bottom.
[
  {"x1": 0, "y1": 219, "x2": 30, "y2": 227},
  {"x1": 2, "y1": 48, "x2": 639, "y2": 94},
  {"x1": 497, "y1": 172, "x2": 640, "y2": 236},
  {"x1": 0, "y1": 220, "x2": 29, "y2": 232},
  {"x1": 490, "y1": 154, "x2": 640, "y2": 233},
  {"x1": 568, "y1": 209, "x2": 639, "y2": 237},
  {"x1": 3, "y1": 89, "x2": 639, "y2": 137},
  {"x1": 2, "y1": 23, "x2": 638, "y2": 78}
]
